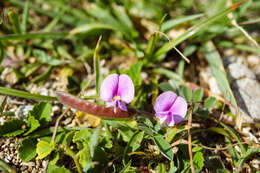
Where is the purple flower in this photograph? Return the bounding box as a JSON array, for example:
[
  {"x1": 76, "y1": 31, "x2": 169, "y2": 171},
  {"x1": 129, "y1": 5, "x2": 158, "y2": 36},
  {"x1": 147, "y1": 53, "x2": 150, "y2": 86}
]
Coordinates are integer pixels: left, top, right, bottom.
[
  {"x1": 100, "y1": 74, "x2": 134, "y2": 113},
  {"x1": 154, "y1": 91, "x2": 187, "y2": 127}
]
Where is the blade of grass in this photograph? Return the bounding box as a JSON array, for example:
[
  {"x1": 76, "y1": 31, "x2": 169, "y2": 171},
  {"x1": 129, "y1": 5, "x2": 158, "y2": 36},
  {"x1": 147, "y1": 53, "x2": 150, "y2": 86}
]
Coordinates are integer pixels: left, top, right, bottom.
[
  {"x1": 201, "y1": 41, "x2": 241, "y2": 129},
  {"x1": 0, "y1": 87, "x2": 57, "y2": 101},
  {"x1": 0, "y1": 96, "x2": 7, "y2": 114},
  {"x1": 21, "y1": 0, "x2": 29, "y2": 33},
  {"x1": 9, "y1": 0, "x2": 76, "y2": 25},
  {"x1": 153, "y1": 68, "x2": 183, "y2": 82},
  {"x1": 161, "y1": 13, "x2": 204, "y2": 32},
  {"x1": 42, "y1": 8, "x2": 66, "y2": 32},
  {"x1": 32, "y1": 66, "x2": 54, "y2": 83},
  {"x1": 94, "y1": 36, "x2": 103, "y2": 95},
  {"x1": 153, "y1": 0, "x2": 247, "y2": 61},
  {"x1": 0, "y1": 32, "x2": 68, "y2": 41},
  {"x1": 8, "y1": 8, "x2": 21, "y2": 34},
  {"x1": 0, "y1": 42, "x2": 4, "y2": 64}
]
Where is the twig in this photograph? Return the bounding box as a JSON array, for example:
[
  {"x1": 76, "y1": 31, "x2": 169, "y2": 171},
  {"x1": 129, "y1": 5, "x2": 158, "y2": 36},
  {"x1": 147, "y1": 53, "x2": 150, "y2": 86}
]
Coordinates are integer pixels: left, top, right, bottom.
[
  {"x1": 187, "y1": 112, "x2": 195, "y2": 173},
  {"x1": 154, "y1": 31, "x2": 190, "y2": 63},
  {"x1": 227, "y1": 0, "x2": 260, "y2": 49},
  {"x1": 171, "y1": 139, "x2": 249, "y2": 151}
]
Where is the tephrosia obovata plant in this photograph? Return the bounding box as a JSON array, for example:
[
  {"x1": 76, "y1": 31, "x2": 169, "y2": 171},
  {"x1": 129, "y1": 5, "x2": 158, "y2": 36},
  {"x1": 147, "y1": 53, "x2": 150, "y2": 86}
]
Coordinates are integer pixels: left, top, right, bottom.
[{"x1": 57, "y1": 73, "x2": 187, "y2": 126}]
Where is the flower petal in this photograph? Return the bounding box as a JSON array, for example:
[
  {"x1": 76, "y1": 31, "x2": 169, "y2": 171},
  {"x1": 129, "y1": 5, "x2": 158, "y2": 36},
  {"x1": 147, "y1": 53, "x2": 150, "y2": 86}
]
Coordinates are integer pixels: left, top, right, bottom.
[
  {"x1": 169, "y1": 96, "x2": 187, "y2": 124},
  {"x1": 117, "y1": 74, "x2": 135, "y2": 103},
  {"x1": 153, "y1": 91, "x2": 177, "y2": 113},
  {"x1": 166, "y1": 114, "x2": 175, "y2": 127},
  {"x1": 100, "y1": 74, "x2": 119, "y2": 102},
  {"x1": 155, "y1": 112, "x2": 168, "y2": 124},
  {"x1": 118, "y1": 101, "x2": 127, "y2": 112}
]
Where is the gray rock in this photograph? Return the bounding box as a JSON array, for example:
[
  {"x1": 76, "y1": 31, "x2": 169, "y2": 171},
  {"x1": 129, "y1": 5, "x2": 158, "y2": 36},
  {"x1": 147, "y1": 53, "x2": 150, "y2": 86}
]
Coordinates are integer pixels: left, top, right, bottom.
[{"x1": 224, "y1": 56, "x2": 260, "y2": 123}]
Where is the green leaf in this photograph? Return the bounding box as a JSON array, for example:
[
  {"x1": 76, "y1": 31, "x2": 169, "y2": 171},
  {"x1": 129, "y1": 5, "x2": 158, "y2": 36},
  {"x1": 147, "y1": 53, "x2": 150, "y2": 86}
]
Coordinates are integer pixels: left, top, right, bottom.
[
  {"x1": 94, "y1": 37, "x2": 102, "y2": 95},
  {"x1": 20, "y1": 63, "x2": 42, "y2": 77},
  {"x1": 204, "y1": 97, "x2": 216, "y2": 109},
  {"x1": 0, "y1": 119, "x2": 26, "y2": 137},
  {"x1": 154, "y1": 135, "x2": 174, "y2": 161},
  {"x1": 47, "y1": 164, "x2": 71, "y2": 173},
  {"x1": 159, "y1": 82, "x2": 175, "y2": 92},
  {"x1": 18, "y1": 137, "x2": 37, "y2": 162},
  {"x1": 78, "y1": 145, "x2": 91, "y2": 170},
  {"x1": 157, "y1": 163, "x2": 166, "y2": 173},
  {"x1": 119, "y1": 160, "x2": 134, "y2": 173},
  {"x1": 192, "y1": 88, "x2": 204, "y2": 102},
  {"x1": 8, "y1": 9, "x2": 21, "y2": 34},
  {"x1": 129, "y1": 131, "x2": 144, "y2": 152},
  {"x1": 33, "y1": 49, "x2": 62, "y2": 66},
  {"x1": 236, "y1": 147, "x2": 260, "y2": 173},
  {"x1": 36, "y1": 140, "x2": 54, "y2": 160},
  {"x1": 193, "y1": 151, "x2": 204, "y2": 172},
  {"x1": 153, "y1": 68, "x2": 183, "y2": 82},
  {"x1": 182, "y1": 85, "x2": 192, "y2": 102},
  {"x1": 24, "y1": 114, "x2": 40, "y2": 136},
  {"x1": 89, "y1": 126, "x2": 101, "y2": 157},
  {"x1": 161, "y1": 14, "x2": 204, "y2": 32},
  {"x1": 138, "y1": 124, "x2": 154, "y2": 136},
  {"x1": 70, "y1": 23, "x2": 115, "y2": 35},
  {"x1": 127, "y1": 62, "x2": 143, "y2": 87},
  {"x1": 28, "y1": 102, "x2": 52, "y2": 125},
  {"x1": 32, "y1": 65, "x2": 53, "y2": 84},
  {"x1": 0, "y1": 87, "x2": 58, "y2": 101},
  {"x1": 201, "y1": 41, "x2": 237, "y2": 108},
  {"x1": 21, "y1": 0, "x2": 29, "y2": 33},
  {"x1": 0, "y1": 32, "x2": 68, "y2": 41}
]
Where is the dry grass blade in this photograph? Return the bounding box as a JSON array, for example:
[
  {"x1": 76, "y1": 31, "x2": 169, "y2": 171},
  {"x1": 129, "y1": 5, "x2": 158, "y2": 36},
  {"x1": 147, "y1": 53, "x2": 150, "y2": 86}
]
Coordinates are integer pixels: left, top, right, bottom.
[{"x1": 227, "y1": 0, "x2": 260, "y2": 49}]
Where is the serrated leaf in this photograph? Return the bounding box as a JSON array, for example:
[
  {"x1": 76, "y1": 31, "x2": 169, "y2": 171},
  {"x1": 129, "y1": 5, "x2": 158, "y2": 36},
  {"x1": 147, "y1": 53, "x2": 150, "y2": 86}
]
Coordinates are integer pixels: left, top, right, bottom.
[
  {"x1": 193, "y1": 88, "x2": 204, "y2": 102},
  {"x1": 36, "y1": 140, "x2": 54, "y2": 160},
  {"x1": 18, "y1": 137, "x2": 37, "y2": 162},
  {"x1": 193, "y1": 151, "x2": 204, "y2": 172},
  {"x1": 24, "y1": 114, "x2": 40, "y2": 136},
  {"x1": 154, "y1": 135, "x2": 174, "y2": 161},
  {"x1": 0, "y1": 119, "x2": 26, "y2": 137},
  {"x1": 204, "y1": 97, "x2": 216, "y2": 109},
  {"x1": 29, "y1": 102, "x2": 52, "y2": 125}
]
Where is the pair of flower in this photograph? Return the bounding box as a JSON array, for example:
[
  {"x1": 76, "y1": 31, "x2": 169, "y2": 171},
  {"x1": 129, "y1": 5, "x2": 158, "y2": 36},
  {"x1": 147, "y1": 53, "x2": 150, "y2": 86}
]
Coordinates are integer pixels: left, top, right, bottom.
[{"x1": 100, "y1": 74, "x2": 187, "y2": 126}]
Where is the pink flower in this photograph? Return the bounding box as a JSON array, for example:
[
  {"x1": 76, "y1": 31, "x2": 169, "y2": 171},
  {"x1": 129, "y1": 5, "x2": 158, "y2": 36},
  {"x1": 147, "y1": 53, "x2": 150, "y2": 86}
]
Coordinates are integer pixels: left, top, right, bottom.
[
  {"x1": 154, "y1": 91, "x2": 187, "y2": 126},
  {"x1": 100, "y1": 74, "x2": 134, "y2": 113}
]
